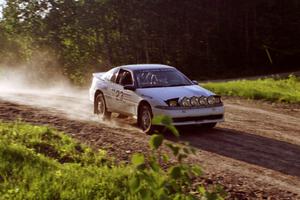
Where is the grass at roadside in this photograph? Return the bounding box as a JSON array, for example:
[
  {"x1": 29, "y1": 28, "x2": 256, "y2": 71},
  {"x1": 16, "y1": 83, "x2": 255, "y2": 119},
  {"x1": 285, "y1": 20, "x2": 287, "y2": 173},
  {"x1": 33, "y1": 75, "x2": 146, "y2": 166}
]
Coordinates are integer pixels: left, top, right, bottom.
[
  {"x1": 0, "y1": 122, "x2": 133, "y2": 200},
  {"x1": 203, "y1": 75, "x2": 300, "y2": 103},
  {"x1": 0, "y1": 121, "x2": 225, "y2": 200}
]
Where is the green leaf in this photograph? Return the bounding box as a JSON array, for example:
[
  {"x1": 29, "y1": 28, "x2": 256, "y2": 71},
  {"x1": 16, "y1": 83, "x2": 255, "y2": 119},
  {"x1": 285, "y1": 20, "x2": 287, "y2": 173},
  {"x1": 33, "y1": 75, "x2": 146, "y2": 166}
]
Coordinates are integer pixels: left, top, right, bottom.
[
  {"x1": 149, "y1": 160, "x2": 160, "y2": 172},
  {"x1": 198, "y1": 186, "x2": 206, "y2": 195},
  {"x1": 173, "y1": 194, "x2": 182, "y2": 200},
  {"x1": 129, "y1": 175, "x2": 140, "y2": 192},
  {"x1": 166, "y1": 143, "x2": 180, "y2": 156},
  {"x1": 149, "y1": 134, "x2": 164, "y2": 150},
  {"x1": 131, "y1": 153, "x2": 145, "y2": 166},
  {"x1": 139, "y1": 188, "x2": 152, "y2": 200},
  {"x1": 191, "y1": 165, "x2": 202, "y2": 176},
  {"x1": 161, "y1": 116, "x2": 172, "y2": 126},
  {"x1": 169, "y1": 166, "x2": 182, "y2": 179},
  {"x1": 152, "y1": 116, "x2": 179, "y2": 137},
  {"x1": 162, "y1": 154, "x2": 170, "y2": 162},
  {"x1": 157, "y1": 189, "x2": 168, "y2": 200},
  {"x1": 166, "y1": 125, "x2": 179, "y2": 138},
  {"x1": 152, "y1": 116, "x2": 172, "y2": 126},
  {"x1": 152, "y1": 116, "x2": 165, "y2": 125}
]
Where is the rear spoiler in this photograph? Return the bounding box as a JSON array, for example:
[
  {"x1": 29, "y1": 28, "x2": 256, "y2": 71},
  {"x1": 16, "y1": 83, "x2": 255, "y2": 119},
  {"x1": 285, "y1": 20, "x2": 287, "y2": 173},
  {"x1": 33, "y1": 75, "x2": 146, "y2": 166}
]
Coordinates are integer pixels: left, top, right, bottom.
[{"x1": 93, "y1": 72, "x2": 106, "y2": 79}]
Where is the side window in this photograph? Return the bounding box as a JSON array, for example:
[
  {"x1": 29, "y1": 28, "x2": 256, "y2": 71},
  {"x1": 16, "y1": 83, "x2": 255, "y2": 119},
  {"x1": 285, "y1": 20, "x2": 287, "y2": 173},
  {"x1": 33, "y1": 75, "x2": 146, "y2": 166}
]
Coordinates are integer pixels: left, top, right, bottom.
[
  {"x1": 110, "y1": 69, "x2": 118, "y2": 83},
  {"x1": 104, "y1": 68, "x2": 118, "y2": 82},
  {"x1": 121, "y1": 72, "x2": 133, "y2": 86},
  {"x1": 116, "y1": 69, "x2": 133, "y2": 86}
]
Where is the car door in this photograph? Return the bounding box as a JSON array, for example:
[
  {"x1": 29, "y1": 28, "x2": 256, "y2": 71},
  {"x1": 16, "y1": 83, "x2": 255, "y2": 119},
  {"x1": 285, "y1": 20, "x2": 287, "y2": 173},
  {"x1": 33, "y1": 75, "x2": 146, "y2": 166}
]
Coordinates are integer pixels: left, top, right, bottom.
[
  {"x1": 102, "y1": 67, "x2": 120, "y2": 111},
  {"x1": 104, "y1": 68, "x2": 126, "y2": 113},
  {"x1": 116, "y1": 69, "x2": 138, "y2": 115}
]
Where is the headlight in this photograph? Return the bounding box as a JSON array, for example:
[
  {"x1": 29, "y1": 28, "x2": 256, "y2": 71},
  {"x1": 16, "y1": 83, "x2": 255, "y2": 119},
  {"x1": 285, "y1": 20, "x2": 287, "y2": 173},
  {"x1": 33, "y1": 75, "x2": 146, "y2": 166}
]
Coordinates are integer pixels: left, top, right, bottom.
[
  {"x1": 168, "y1": 100, "x2": 178, "y2": 107},
  {"x1": 166, "y1": 98, "x2": 179, "y2": 107},
  {"x1": 199, "y1": 96, "x2": 208, "y2": 105},
  {"x1": 181, "y1": 97, "x2": 191, "y2": 107},
  {"x1": 207, "y1": 96, "x2": 216, "y2": 105},
  {"x1": 190, "y1": 96, "x2": 200, "y2": 106}
]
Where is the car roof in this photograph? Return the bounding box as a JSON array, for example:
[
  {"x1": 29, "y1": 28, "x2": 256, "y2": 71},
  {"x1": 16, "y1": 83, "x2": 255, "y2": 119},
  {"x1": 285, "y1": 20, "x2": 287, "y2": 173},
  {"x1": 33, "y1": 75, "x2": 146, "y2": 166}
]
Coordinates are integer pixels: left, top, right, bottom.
[{"x1": 119, "y1": 64, "x2": 175, "y2": 71}]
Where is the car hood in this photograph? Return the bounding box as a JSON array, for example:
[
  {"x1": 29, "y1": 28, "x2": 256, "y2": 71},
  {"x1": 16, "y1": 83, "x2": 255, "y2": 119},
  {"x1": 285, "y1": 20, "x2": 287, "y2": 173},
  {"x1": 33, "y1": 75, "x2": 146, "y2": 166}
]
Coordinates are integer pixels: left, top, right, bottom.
[{"x1": 137, "y1": 85, "x2": 214, "y2": 100}]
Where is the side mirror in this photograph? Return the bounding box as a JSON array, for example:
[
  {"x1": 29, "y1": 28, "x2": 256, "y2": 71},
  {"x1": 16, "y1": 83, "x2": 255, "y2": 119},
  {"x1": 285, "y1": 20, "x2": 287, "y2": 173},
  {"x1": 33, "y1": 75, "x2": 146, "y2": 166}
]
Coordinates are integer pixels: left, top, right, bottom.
[
  {"x1": 124, "y1": 85, "x2": 136, "y2": 91},
  {"x1": 192, "y1": 80, "x2": 199, "y2": 85}
]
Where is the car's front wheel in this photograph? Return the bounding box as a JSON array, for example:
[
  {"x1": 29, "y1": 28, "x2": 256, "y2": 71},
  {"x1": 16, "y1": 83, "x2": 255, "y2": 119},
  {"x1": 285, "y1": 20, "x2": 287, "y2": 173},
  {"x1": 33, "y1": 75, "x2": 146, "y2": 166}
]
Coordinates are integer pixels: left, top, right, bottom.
[
  {"x1": 138, "y1": 104, "x2": 153, "y2": 134},
  {"x1": 95, "y1": 93, "x2": 111, "y2": 121}
]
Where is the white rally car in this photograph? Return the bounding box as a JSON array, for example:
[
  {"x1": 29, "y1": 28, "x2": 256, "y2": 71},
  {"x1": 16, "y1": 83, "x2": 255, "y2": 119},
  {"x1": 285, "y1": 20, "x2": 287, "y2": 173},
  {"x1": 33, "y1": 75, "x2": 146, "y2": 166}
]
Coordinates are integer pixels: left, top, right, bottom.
[{"x1": 89, "y1": 64, "x2": 224, "y2": 133}]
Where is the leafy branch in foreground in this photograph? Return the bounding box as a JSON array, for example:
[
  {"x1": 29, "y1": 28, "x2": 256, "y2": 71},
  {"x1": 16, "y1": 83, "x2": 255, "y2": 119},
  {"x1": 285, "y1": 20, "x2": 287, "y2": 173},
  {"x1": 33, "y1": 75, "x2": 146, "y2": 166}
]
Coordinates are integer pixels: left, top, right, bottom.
[{"x1": 129, "y1": 116, "x2": 226, "y2": 200}]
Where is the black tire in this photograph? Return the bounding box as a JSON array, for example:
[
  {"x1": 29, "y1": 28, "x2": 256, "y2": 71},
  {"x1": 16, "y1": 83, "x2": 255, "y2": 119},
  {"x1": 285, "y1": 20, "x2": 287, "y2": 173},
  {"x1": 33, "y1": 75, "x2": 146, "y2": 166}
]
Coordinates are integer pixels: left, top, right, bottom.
[
  {"x1": 202, "y1": 122, "x2": 217, "y2": 129},
  {"x1": 138, "y1": 104, "x2": 154, "y2": 134},
  {"x1": 95, "y1": 93, "x2": 111, "y2": 121}
]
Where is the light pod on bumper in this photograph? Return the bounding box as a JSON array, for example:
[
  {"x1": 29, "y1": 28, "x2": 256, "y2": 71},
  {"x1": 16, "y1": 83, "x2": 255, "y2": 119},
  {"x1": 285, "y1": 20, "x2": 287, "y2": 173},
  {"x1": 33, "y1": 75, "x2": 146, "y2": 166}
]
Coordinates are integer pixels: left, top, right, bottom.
[
  {"x1": 207, "y1": 96, "x2": 216, "y2": 105},
  {"x1": 181, "y1": 97, "x2": 191, "y2": 107},
  {"x1": 199, "y1": 96, "x2": 208, "y2": 105},
  {"x1": 190, "y1": 96, "x2": 200, "y2": 106}
]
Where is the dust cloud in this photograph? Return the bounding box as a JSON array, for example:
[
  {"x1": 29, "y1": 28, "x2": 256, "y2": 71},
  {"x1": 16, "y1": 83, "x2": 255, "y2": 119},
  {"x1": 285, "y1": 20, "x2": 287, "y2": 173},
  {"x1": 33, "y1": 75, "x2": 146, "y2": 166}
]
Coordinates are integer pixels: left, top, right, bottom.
[
  {"x1": 0, "y1": 65, "x2": 96, "y2": 120},
  {"x1": 0, "y1": 65, "x2": 137, "y2": 130}
]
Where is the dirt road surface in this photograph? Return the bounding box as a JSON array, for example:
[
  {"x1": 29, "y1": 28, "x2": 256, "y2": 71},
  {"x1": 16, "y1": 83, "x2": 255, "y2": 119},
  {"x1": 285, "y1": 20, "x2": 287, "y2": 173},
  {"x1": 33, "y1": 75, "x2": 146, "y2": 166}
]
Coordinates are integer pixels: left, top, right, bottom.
[{"x1": 0, "y1": 90, "x2": 299, "y2": 199}]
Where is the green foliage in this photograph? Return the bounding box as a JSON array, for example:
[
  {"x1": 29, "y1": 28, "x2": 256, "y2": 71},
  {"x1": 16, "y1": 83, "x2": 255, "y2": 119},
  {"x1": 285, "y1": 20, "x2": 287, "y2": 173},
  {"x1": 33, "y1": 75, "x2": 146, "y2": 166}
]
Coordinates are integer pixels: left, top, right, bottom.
[
  {"x1": 0, "y1": 122, "x2": 133, "y2": 200},
  {"x1": 129, "y1": 116, "x2": 226, "y2": 200},
  {"x1": 149, "y1": 134, "x2": 164, "y2": 150},
  {"x1": 131, "y1": 153, "x2": 145, "y2": 167},
  {"x1": 1, "y1": 1, "x2": 300, "y2": 82},
  {"x1": 152, "y1": 115, "x2": 179, "y2": 137},
  {"x1": 0, "y1": 122, "x2": 107, "y2": 165},
  {"x1": 203, "y1": 75, "x2": 300, "y2": 103},
  {"x1": 0, "y1": 120, "x2": 225, "y2": 199}
]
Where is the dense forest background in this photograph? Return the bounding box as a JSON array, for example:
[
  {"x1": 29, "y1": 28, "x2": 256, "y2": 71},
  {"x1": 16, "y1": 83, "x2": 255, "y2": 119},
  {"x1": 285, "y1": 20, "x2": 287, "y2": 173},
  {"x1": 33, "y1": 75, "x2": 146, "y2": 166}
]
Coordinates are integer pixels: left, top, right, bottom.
[{"x1": 0, "y1": 0, "x2": 300, "y2": 84}]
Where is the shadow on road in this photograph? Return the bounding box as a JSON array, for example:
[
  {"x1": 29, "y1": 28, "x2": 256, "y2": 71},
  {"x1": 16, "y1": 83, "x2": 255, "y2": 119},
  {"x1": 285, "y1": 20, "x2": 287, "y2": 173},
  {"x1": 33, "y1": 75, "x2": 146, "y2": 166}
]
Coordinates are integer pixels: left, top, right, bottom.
[{"x1": 164, "y1": 126, "x2": 300, "y2": 177}]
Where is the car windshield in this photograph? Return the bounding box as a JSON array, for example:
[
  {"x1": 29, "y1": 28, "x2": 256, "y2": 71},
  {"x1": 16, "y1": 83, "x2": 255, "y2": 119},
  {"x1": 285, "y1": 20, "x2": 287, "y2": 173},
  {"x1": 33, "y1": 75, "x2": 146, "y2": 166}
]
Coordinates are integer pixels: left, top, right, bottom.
[{"x1": 135, "y1": 69, "x2": 192, "y2": 88}]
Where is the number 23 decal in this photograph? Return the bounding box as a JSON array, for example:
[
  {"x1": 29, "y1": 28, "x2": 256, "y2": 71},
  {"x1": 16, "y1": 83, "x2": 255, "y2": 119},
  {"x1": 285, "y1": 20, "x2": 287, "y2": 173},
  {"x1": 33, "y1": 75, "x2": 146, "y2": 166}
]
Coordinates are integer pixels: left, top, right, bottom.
[{"x1": 115, "y1": 90, "x2": 123, "y2": 101}]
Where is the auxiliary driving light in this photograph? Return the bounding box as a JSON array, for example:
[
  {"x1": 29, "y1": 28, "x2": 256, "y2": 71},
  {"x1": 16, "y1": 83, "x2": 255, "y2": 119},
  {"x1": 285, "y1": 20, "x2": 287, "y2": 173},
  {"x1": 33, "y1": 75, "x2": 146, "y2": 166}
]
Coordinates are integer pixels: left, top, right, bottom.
[
  {"x1": 181, "y1": 97, "x2": 191, "y2": 107},
  {"x1": 207, "y1": 96, "x2": 216, "y2": 105},
  {"x1": 190, "y1": 96, "x2": 199, "y2": 106},
  {"x1": 199, "y1": 96, "x2": 208, "y2": 105}
]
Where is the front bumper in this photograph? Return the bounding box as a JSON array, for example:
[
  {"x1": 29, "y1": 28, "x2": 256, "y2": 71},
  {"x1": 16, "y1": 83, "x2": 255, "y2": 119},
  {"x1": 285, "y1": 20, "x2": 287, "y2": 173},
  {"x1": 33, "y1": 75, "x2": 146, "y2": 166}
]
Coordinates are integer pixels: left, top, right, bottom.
[{"x1": 152, "y1": 105, "x2": 224, "y2": 126}]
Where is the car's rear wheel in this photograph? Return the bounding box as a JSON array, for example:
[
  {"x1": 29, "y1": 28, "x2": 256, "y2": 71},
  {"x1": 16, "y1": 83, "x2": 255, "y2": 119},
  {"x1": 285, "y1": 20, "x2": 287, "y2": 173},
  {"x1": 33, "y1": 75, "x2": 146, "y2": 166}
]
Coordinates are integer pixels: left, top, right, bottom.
[
  {"x1": 138, "y1": 104, "x2": 153, "y2": 134},
  {"x1": 202, "y1": 122, "x2": 217, "y2": 129},
  {"x1": 95, "y1": 93, "x2": 111, "y2": 121}
]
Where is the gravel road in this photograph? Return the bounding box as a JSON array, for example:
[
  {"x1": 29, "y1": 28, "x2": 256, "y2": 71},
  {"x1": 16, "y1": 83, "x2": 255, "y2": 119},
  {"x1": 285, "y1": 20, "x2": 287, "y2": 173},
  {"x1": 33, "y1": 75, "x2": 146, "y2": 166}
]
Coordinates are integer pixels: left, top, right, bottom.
[{"x1": 0, "y1": 90, "x2": 299, "y2": 199}]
